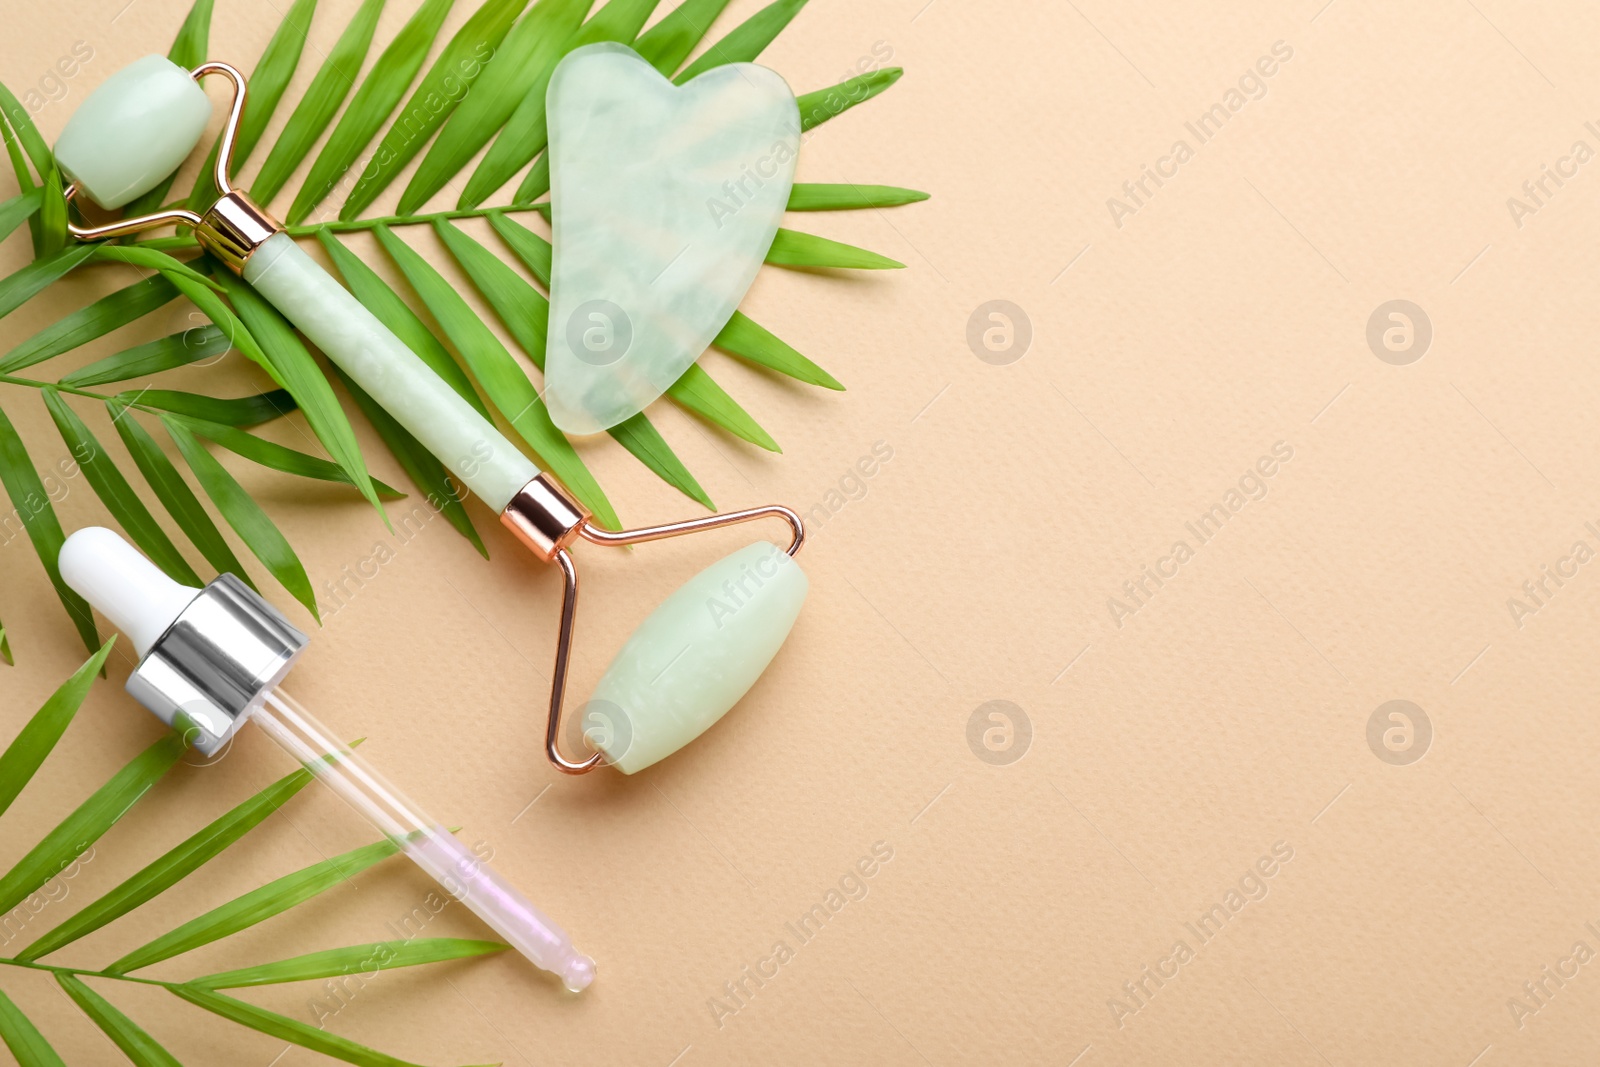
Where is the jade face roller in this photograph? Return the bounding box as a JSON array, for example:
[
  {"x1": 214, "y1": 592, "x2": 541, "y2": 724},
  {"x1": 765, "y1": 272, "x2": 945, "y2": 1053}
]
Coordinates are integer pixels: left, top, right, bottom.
[
  {"x1": 55, "y1": 56, "x2": 809, "y2": 776},
  {"x1": 57, "y1": 526, "x2": 596, "y2": 992}
]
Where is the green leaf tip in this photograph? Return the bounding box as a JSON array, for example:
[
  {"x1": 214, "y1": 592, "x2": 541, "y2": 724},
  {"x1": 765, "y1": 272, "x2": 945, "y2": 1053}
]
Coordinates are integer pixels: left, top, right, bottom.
[{"x1": 0, "y1": 636, "x2": 116, "y2": 821}]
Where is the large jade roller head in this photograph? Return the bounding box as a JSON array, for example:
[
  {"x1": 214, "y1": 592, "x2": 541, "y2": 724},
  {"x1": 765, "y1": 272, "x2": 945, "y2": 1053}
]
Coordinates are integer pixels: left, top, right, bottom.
[
  {"x1": 55, "y1": 55, "x2": 811, "y2": 779},
  {"x1": 502, "y1": 477, "x2": 808, "y2": 776}
]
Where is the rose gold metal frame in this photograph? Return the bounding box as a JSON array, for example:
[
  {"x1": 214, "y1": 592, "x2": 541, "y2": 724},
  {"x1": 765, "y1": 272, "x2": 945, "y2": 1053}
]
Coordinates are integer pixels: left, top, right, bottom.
[
  {"x1": 500, "y1": 474, "x2": 805, "y2": 774},
  {"x1": 63, "y1": 61, "x2": 280, "y2": 271}
]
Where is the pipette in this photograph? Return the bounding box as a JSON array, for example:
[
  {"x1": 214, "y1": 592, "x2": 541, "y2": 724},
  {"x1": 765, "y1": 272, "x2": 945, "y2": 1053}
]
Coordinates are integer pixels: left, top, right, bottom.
[{"x1": 59, "y1": 526, "x2": 596, "y2": 992}]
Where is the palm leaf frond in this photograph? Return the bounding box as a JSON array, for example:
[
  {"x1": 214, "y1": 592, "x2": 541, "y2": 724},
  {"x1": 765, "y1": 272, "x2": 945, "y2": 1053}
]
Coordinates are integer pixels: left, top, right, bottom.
[
  {"x1": 42, "y1": 388, "x2": 201, "y2": 585},
  {"x1": 0, "y1": 732, "x2": 187, "y2": 917},
  {"x1": 109, "y1": 837, "x2": 404, "y2": 974},
  {"x1": 463, "y1": 0, "x2": 660, "y2": 208},
  {"x1": 0, "y1": 400, "x2": 99, "y2": 655},
  {"x1": 172, "y1": 986, "x2": 428, "y2": 1067},
  {"x1": 253, "y1": 0, "x2": 387, "y2": 206},
  {"x1": 290, "y1": 0, "x2": 457, "y2": 225},
  {"x1": 341, "y1": 0, "x2": 530, "y2": 220},
  {"x1": 0, "y1": 0, "x2": 922, "y2": 650},
  {"x1": 401, "y1": 0, "x2": 594, "y2": 215},
  {"x1": 0, "y1": 649, "x2": 502, "y2": 1065},
  {"x1": 191, "y1": 937, "x2": 505, "y2": 989},
  {"x1": 0, "y1": 988, "x2": 66, "y2": 1067},
  {"x1": 111, "y1": 408, "x2": 254, "y2": 584},
  {"x1": 0, "y1": 638, "x2": 116, "y2": 819},
  {"x1": 164, "y1": 417, "x2": 318, "y2": 617},
  {"x1": 18, "y1": 758, "x2": 327, "y2": 961}
]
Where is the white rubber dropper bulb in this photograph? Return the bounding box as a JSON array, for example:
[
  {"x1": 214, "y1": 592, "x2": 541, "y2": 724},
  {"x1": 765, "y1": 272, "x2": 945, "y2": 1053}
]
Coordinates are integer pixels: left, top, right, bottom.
[{"x1": 58, "y1": 526, "x2": 200, "y2": 656}]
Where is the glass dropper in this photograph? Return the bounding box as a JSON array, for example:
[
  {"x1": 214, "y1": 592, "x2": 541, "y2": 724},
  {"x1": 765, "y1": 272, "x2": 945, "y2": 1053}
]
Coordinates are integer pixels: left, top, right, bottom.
[{"x1": 58, "y1": 527, "x2": 595, "y2": 992}]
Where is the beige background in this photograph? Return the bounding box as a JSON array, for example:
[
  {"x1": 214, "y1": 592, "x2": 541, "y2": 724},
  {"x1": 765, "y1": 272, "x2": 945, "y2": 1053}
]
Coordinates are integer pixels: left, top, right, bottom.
[{"x1": 2, "y1": 0, "x2": 1599, "y2": 1063}]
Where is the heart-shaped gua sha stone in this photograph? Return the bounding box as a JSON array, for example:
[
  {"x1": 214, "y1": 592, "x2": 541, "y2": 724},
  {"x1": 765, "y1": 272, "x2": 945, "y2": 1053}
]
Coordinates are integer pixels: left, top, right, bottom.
[{"x1": 544, "y1": 43, "x2": 800, "y2": 435}]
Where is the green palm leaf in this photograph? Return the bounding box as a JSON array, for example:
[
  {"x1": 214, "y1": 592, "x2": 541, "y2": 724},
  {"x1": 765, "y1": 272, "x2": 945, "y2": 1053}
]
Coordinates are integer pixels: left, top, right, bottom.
[
  {"x1": 0, "y1": 732, "x2": 187, "y2": 917},
  {"x1": 253, "y1": 0, "x2": 387, "y2": 206},
  {"x1": 163, "y1": 262, "x2": 382, "y2": 511},
  {"x1": 0, "y1": 107, "x2": 43, "y2": 258},
  {"x1": 91, "y1": 246, "x2": 223, "y2": 292},
  {"x1": 35, "y1": 167, "x2": 64, "y2": 257},
  {"x1": 233, "y1": 0, "x2": 320, "y2": 171},
  {"x1": 714, "y1": 311, "x2": 842, "y2": 388},
  {"x1": 0, "y1": 639, "x2": 116, "y2": 819},
  {"x1": 0, "y1": 188, "x2": 41, "y2": 243},
  {"x1": 786, "y1": 182, "x2": 929, "y2": 210},
  {"x1": 55, "y1": 975, "x2": 181, "y2": 1067},
  {"x1": 0, "y1": 79, "x2": 52, "y2": 179},
  {"x1": 672, "y1": 364, "x2": 779, "y2": 450},
  {"x1": 214, "y1": 271, "x2": 385, "y2": 520},
  {"x1": 400, "y1": 0, "x2": 593, "y2": 216},
  {"x1": 192, "y1": 937, "x2": 505, "y2": 988},
  {"x1": 42, "y1": 388, "x2": 201, "y2": 585},
  {"x1": 2, "y1": 275, "x2": 180, "y2": 374},
  {"x1": 110, "y1": 408, "x2": 253, "y2": 585},
  {"x1": 461, "y1": 0, "x2": 659, "y2": 209},
  {"x1": 314, "y1": 231, "x2": 487, "y2": 416},
  {"x1": 0, "y1": 400, "x2": 98, "y2": 654},
  {"x1": 340, "y1": 0, "x2": 530, "y2": 220},
  {"x1": 128, "y1": 388, "x2": 293, "y2": 429},
  {"x1": 187, "y1": 0, "x2": 320, "y2": 210},
  {"x1": 0, "y1": 244, "x2": 96, "y2": 320},
  {"x1": 171, "y1": 986, "x2": 426, "y2": 1067},
  {"x1": 17, "y1": 761, "x2": 321, "y2": 961},
  {"x1": 110, "y1": 838, "x2": 403, "y2": 973},
  {"x1": 632, "y1": 0, "x2": 733, "y2": 73},
  {"x1": 61, "y1": 326, "x2": 232, "y2": 388},
  {"x1": 766, "y1": 228, "x2": 904, "y2": 269},
  {"x1": 164, "y1": 418, "x2": 318, "y2": 617},
  {"x1": 798, "y1": 67, "x2": 902, "y2": 131},
  {"x1": 0, "y1": 989, "x2": 66, "y2": 1067},
  {"x1": 434, "y1": 218, "x2": 711, "y2": 507},
  {"x1": 174, "y1": 412, "x2": 404, "y2": 498},
  {"x1": 289, "y1": 0, "x2": 456, "y2": 224}
]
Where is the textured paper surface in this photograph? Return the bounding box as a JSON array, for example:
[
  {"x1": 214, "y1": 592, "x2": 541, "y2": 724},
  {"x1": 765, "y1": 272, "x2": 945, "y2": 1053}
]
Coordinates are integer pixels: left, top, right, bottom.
[{"x1": 3, "y1": 2, "x2": 1600, "y2": 1065}]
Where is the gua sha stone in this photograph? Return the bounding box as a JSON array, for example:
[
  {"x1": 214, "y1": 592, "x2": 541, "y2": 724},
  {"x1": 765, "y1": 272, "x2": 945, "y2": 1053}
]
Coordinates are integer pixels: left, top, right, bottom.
[{"x1": 544, "y1": 43, "x2": 800, "y2": 435}]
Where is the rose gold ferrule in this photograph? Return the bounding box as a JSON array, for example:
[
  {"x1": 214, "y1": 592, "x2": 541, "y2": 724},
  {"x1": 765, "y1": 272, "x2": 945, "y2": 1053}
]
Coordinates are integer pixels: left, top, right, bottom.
[
  {"x1": 498, "y1": 474, "x2": 591, "y2": 564},
  {"x1": 195, "y1": 191, "x2": 281, "y2": 274}
]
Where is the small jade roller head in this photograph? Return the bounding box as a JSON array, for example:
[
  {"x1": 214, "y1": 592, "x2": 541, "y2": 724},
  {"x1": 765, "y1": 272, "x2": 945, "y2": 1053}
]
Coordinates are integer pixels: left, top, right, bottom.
[
  {"x1": 54, "y1": 55, "x2": 213, "y2": 210},
  {"x1": 54, "y1": 54, "x2": 276, "y2": 273}
]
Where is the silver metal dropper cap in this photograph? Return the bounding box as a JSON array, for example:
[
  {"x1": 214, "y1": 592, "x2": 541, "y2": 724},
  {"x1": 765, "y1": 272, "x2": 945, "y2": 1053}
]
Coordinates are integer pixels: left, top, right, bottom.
[
  {"x1": 128, "y1": 574, "x2": 308, "y2": 755},
  {"x1": 59, "y1": 528, "x2": 309, "y2": 754}
]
